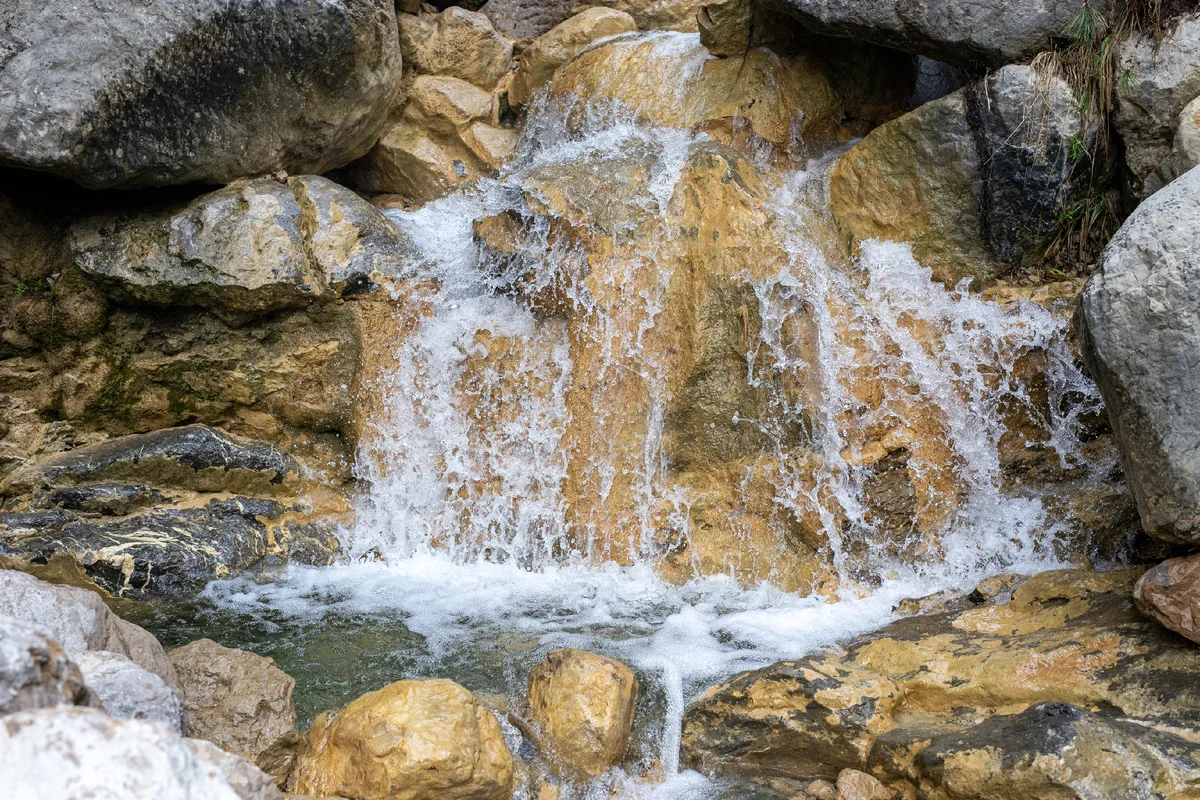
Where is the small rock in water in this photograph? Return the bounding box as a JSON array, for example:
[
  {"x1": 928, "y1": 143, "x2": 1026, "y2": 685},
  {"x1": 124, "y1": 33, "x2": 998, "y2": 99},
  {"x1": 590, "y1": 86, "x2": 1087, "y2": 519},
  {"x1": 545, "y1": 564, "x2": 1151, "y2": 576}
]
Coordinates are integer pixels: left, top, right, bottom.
[
  {"x1": 526, "y1": 648, "x2": 638, "y2": 778},
  {"x1": 75, "y1": 650, "x2": 185, "y2": 733},
  {"x1": 1135, "y1": 554, "x2": 1200, "y2": 644},
  {"x1": 168, "y1": 639, "x2": 299, "y2": 787},
  {"x1": 289, "y1": 678, "x2": 513, "y2": 800}
]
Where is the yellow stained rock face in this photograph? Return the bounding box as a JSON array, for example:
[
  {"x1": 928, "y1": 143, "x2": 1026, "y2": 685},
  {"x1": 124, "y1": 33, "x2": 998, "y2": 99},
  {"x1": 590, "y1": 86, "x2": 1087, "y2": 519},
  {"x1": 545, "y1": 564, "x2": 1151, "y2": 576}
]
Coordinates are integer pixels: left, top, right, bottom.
[
  {"x1": 526, "y1": 649, "x2": 639, "y2": 778},
  {"x1": 510, "y1": 8, "x2": 639, "y2": 108},
  {"x1": 289, "y1": 679, "x2": 514, "y2": 800}
]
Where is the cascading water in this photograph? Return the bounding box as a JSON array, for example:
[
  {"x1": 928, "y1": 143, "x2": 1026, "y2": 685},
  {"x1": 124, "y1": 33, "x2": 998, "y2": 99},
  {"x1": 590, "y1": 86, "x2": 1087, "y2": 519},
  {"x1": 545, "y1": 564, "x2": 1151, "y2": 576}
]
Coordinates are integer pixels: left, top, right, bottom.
[{"x1": 181, "y1": 31, "x2": 1119, "y2": 800}]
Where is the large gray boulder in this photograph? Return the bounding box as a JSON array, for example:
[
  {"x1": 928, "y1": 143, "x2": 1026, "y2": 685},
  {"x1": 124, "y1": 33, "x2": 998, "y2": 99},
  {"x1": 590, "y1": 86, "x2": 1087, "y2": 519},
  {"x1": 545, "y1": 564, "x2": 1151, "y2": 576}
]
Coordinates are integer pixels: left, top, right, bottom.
[
  {"x1": 0, "y1": 0, "x2": 402, "y2": 189},
  {"x1": 0, "y1": 570, "x2": 178, "y2": 689},
  {"x1": 1081, "y1": 166, "x2": 1200, "y2": 546},
  {"x1": 69, "y1": 176, "x2": 421, "y2": 325},
  {"x1": 772, "y1": 0, "x2": 1102, "y2": 67},
  {"x1": 0, "y1": 706, "x2": 242, "y2": 799},
  {"x1": 75, "y1": 651, "x2": 186, "y2": 733},
  {"x1": 1115, "y1": 14, "x2": 1200, "y2": 198}
]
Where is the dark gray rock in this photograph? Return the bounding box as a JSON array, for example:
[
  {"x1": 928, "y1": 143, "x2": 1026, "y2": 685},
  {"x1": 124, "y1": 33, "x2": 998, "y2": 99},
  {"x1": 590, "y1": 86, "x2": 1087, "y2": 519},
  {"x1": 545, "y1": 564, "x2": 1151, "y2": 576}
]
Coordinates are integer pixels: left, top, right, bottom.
[
  {"x1": 69, "y1": 177, "x2": 421, "y2": 325},
  {"x1": 0, "y1": 0, "x2": 402, "y2": 189},
  {"x1": 916, "y1": 703, "x2": 1200, "y2": 797},
  {"x1": 0, "y1": 615, "x2": 96, "y2": 715},
  {"x1": 40, "y1": 484, "x2": 166, "y2": 517},
  {"x1": 1081, "y1": 166, "x2": 1200, "y2": 546},
  {"x1": 4, "y1": 425, "x2": 301, "y2": 497},
  {"x1": 0, "y1": 498, "x2": 301, "y2": 597},
  {"x1": 75, "y1": 650, "x2": 185, "y2": 733},
  {"x1": 771, "y1": 0, "x2": 1101, "y2": 67}
]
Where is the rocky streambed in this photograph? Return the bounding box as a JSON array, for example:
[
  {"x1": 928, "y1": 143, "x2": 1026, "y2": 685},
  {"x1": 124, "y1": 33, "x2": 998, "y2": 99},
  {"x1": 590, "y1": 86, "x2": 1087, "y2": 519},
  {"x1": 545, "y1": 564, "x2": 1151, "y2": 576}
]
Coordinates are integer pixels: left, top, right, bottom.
[{"x1": 4, "y1": 0, "x2": 1200, "y2": 799}]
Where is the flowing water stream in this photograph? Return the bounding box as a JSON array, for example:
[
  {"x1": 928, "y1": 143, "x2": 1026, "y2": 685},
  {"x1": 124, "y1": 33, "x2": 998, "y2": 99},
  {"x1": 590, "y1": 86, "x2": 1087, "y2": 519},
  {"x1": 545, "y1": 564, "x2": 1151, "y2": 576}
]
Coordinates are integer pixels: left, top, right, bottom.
[{"x1": 144, "y1": 32, "x2": 1115, "y2": 800}]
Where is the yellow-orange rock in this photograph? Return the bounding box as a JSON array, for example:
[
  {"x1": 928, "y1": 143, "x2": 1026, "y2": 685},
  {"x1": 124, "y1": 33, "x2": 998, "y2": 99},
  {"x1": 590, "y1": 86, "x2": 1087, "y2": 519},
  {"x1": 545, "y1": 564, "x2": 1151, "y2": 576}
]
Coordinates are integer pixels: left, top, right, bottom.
[
  {"x1": 289, "y1": 679, "x2": 514, "y2": 800},
  {"x1": 510, "y1": 8, "x2": 638, "y2": 108},
  {"x1": 526, "y1": 649, "x2": 638, "y2": 777}
]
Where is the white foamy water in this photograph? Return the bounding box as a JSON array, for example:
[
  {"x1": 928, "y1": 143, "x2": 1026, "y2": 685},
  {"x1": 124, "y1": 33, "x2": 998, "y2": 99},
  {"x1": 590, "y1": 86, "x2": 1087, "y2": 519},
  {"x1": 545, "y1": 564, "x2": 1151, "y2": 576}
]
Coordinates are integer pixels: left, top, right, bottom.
[{"x1": 203, "y1": 32, "x2": 1113, "y2": 799}]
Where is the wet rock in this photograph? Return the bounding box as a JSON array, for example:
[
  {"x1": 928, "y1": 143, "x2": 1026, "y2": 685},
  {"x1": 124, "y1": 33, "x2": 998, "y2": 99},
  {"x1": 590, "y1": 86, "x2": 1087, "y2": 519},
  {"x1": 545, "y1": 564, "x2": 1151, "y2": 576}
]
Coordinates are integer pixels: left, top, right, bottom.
[
  {"x1": 187, "y1": 738, "x2": 288, "y2": 800},
  {"x1": 806, "y1": 779, "x2": 838, "y2": 800},
  {"x1": 169, "y1": 639, "x2": 299, "y2": 787},
  {"x1": 4, "y1": 425, "x2": 299, "y2": 497},
  {"x1": 353, "y1": 120, "x2": 489, "y2": 202},
  {"x1": 510, "y1": 9, "x2": 639, "y2": 108},
  {"x1": 40, "y1": 484, "x2": 165, "y2": 517},
  {"x1": 462, "y1": 123, "x2": 520, "y2": 170},
  {"x1": 836, "y1": 769, "x2": 893, "y2": 800},
  {"x1": 526, "y1": 649, "x2": 638, "y2": 777},
  {"x1": 484, "y1": 0, "x2": 703, "y2": 40},
  {"x1": 771, "y1": 0, "x2": 1098, "y2": 67},
  {"x1": 916, "y1": 702, "x2": 1200, "y2": 798},
  {"x1": 407, "y1": 76, "x2": 496, "y2": 131},
  {"x1": 0, "y1": 0, "x2": 401, "y2": 189},
  {"x1": 0, "y1": 569, "x2": 178, "y2": 690},
  {"x1": 0, "y1": 615, "x2": 95, "y2": 714},
  {"x1": 289, "y1": 678, "x2": 513, "y2": 800},
  {"x1": 1134, "y1": 554, "x2": 1200, "y2": 644},
  {"x1": 75, "y1": 650, "x2": 185, "y2": 733},
  {"x1": 399, "y1": 7, "x2": 514, "y2": 89},
  {"x1": 69, "y1": 177, "x2": 419, "y2": 325},
  {"x1": 681, "y1": 569, "x2": 1200, "y2": 785},
  {"x1": 1080, "y1": 166, "x2": 1200, "y2": 546},
  {"x1": 831, "y1": 65, "x2": 1099, "y2": 287},
  {"x1": 0, "y1": 498, "x2": 320, "y2": 598},
  {"x1": 0, "y1": 705, "x2": 242, "y2": 798},
  {"x1": 1115, "y1": 15, "x2": 1200, "y2": 198}
]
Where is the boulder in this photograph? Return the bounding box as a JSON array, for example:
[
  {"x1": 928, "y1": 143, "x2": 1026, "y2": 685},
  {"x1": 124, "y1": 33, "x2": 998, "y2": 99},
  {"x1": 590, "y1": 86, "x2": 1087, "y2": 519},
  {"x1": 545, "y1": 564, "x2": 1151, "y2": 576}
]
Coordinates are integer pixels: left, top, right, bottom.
[
  {"x1": 526, "y1": 649, "x2": 638, "y2": 777},
  {"x1": 771, "y1": 0, "x2": 1100, "y2": 68},
  {"x1": 353, "y1": 120, "x2": 489, "y2": 202},
  {"x1": 1135, "y1": 553, "x2": 1200, "y2": 644},
  {"x1": 0, "y1": 569, "x2": 178, "y2": 690},
  {"x1": 168, "y1": 639, "x2": 299, "y2": 787},
  {"x1": 1080, "y1": 166, "x2": 1200, "y2": 546},
  {"x1": 69, "y1": 176, "x2": 420, "y2": 325},
  {"x1": 289, "y1": 678, "x2": 514, "y2": 800},
  {"x1": 830, "y1": 65, "x2": 1098, "y2": 287},
  {"x1": 484, "y1": 0, "x2": 705, "y2": 39},
  {"x1": 406, "y1": 76, "x2": 496, "y2": 132},
  {"x1": 0, "y1": 0, "x2": 402, "y2": 189},
  {"x1": 1115, "y1": 15, "x2": 1200, "y2": 198},
  {"x1": 0, "y1": 705, "x2": 242, "y2": 799},
  {"x1": 836, "y1": 769, "x2": 893, "y2": 800},
  {"x1": 0, "y1": 616, "x2": 94, "y2": 714},
  {"x1": 1170, "y1": 95, "x2": 1200, "y2": 178},
  {"x1": 398, "y1": 7, "x2": 514, "y2": 89},
  {"x1": 510, "y1": 9, "x2": 639, "y2": 108},
  {"x1": 186, "y1": 738, "x2": 288, "y2": 800},
  {"x1": 681, "y1": 569, "x2": 1200, "y2": 786},
  {"x1": 75, "y1": 650, "x2": 185, "y2": 732},
  {"x1": 916, "y1": 702, "x2": 1200, "y2": 799}
]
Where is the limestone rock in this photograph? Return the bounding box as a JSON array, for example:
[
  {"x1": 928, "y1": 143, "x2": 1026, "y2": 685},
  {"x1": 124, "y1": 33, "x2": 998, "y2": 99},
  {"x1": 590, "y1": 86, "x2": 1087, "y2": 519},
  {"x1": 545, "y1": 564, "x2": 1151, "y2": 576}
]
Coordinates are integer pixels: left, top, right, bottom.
[
  {"x1": 75, "y1": 650, "x2": 185, "y2": 732},
  {"x1": 462, "y1": 123, "x2": 520, "y2": 170},
  {"x1": 187, "y1": 738, "x2": 288, "y2": 800},
  {"x1": 407, "y1": 76, "x2": 496, "y2": 131},
  {"x1": 4, "y1": 425, "x2": 299, "y2": 497},
  {"x1": 70, "y1": 177, "x2": 419, "y2": 325},
  {"x1": 1170, "y1": 95, "x2": 1200, "y2": 178},
  {"x1": 681, "y1": 569, "x2": 1200, "y2": 784},
  {"x1": 916, "y1": 702, "x2": 1200, "y2": 799},
  {"x1": 0, "y1": 615, "x2": 94, "y2": 714},
  {"x1": 1115, "y1": 15, "x2": 1200, "y2": 198},
  {"x1": 484, "y1": 0, "x2": 704, "y2": 39},
  {"x1": 526, "y1": 649, "x2": 638, "y2": 777},
  {"x1": 290, "y1": 678, "x2": 513, "y2": 800},
  {"x1": 1080, "y1": 166, "x2": 1200, "y2": 546},
  {"x1": 510, "y1": 9, "x2": 639, "y2": 108},
  {"x1": 831, "y1": 65, "x2": 1098, "y2": 287},
  {"x1": 353, "y1": 120, "x2": 489, "y2": 202},
  {"x1": 836, "y1": 769, "x2": 892, "y2": 800},
  {"x1": 0, "y1": 0, "x2": 402, "y2": 189},
  {"x1": 169, "y1": 639, "x2": 299, "y2": 787},
  {"x1": 399, "y1": 7, "x2": 514, "y2": 89},
  {"x1": 0, "y1": 569, "x2": 177, "y2": 690},
  {"x1": 1135, "y1": 554, "x2": 1200, "y2": 644},
  {"x1": 772, "y1": 0, "x2": 1100, "y2": 67}
]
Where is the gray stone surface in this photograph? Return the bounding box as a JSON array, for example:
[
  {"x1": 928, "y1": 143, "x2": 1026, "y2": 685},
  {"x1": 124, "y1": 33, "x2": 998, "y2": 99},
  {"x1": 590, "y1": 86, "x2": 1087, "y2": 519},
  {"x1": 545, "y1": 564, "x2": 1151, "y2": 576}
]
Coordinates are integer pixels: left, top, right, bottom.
[
  {"x1": 1081, "y1": 166, "x2": 1200, "y2": 545},
  {"x1": 1116, "y1": 15, "x2": 1200, "y2": 198},
  {"x1": 0, "y1": 569, "x2": 178, "y2": 689},
  {"x1": 0, "y1": 616, "x2": 95, "y2": 715},
  {"x1": 69, "y1": 177, "x2": 421, "y2": 325},
  {"x1": 772, "y1": 0, "x2": 1103, "y2": 67},
  {"x1": 186, "y1": 739, "x2": 287, "y2": 800},
  {"x1": 75, "y1": 650, "x2": 186, "y2": 733},
  {"x1": 0, "y1": 0, "x2": 402, "y2": 189}
]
